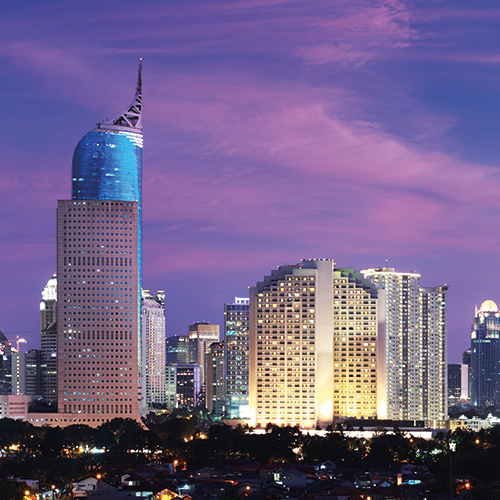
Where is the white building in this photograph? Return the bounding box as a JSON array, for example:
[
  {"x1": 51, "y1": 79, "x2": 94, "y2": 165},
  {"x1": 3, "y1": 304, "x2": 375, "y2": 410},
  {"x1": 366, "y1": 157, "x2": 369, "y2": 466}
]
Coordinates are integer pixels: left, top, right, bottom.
[
  {"x1": 141, "y1": 290, "x2": 166, "y2": 412},
  {"x1": 362, "y1": 268, "x2": 447, "y2": 424}
]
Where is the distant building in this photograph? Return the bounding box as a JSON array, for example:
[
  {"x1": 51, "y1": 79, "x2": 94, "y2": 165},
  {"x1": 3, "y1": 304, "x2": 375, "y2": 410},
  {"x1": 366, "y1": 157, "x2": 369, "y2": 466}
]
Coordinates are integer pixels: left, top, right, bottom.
[
  {"x1": 188, "y1": 322, "x2": 220, "y2": 388},
  {"x1": 141, "y1": 290, "x2": 166, "y2": 412},
  {"x1": 249, "y1": 259, "x2": 385, "y2": 429},
  {"x1": 12, "y1": 350, "x2": 40, "y2": 397},
  {"x1": 165, "y1": 364, "x2": 177, "y2": 409},
  {"x1": 40, "y1": 274, "x2": 57, "y2": 406},
  {"x1": 175, "y1": 364, "x2": 201, "y2": 408},
  {"x1": 448, "y1": 364, "x2": 461, "y2": 400},
  {"x1": 0, "y1": 328, "x2": 12, "y2": 395},
  {"x1": 224, "y1": 298, "x2": 250, "y2": 419},
  {"x1": 166, "y1": 335, "x2": 189, "y2": 364},
  {"x1": 206, "y1": 342, "x2": 225, "y2": 416},
  {"x1": 470, "y1": 300, "x2": 500, "y2": 409}
]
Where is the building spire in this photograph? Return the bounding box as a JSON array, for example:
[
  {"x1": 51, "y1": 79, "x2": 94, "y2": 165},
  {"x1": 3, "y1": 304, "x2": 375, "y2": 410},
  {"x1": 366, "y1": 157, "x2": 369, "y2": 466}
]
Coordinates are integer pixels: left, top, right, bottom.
[
  {"x1": 101, "y1": 59, "x2": 143, "y2": 132},
  {"x1": 137, "y1": 57, "x2": 142, "y2": 95}
]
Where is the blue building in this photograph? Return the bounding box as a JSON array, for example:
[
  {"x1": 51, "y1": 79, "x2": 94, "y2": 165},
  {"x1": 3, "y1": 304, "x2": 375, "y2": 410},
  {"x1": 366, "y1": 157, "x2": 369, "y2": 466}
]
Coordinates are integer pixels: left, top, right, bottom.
[
  {"x1": 471, "y1": 300, "x2": 500, "y2": 410},
  {"x1": 224, "y1": 297, "x2": 250, "y2": 419}
]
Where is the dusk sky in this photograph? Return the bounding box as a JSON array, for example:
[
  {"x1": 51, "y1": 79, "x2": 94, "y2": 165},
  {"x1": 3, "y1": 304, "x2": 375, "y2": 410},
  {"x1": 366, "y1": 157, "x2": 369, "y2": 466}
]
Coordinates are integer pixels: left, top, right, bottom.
[{"x1": 2, "y1": 1, "x2": 500, "y2": 362}]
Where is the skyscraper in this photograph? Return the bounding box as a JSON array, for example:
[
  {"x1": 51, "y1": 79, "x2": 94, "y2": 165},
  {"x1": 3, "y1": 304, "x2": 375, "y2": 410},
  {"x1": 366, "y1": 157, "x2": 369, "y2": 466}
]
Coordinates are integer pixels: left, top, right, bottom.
[
  {"x1": 224, "y1": 298, "x2": 250, "y2": 419},
  {"x1": 40, "y1": 274, "x2": 57, "y2": 405},
  {"x1": 31, "y1": 63, "x2": 143, "y2": 426},
  {"x1": 206, "y1": 341, "x2": 225, "y2": 416},
  {"x1": 188, "y1": 322, "x2": 220, "y2": 387},
  {"x1": 420, "y1": 286, "x2": 448, "y2": 423},
  {"x1": 362, "y1": 268, "x2": 448, "y2": 423},
  {"x1": 166, "y1": 335, "x2": 190, "y2": 364},
  {"x1": 141, "y1": 290, "x2": 166, "y2": 411},
  {"x1": 362, "y1": 268, "x2": 421, "y2": 421},
  {"x1": 470, "y1": 300, "x2": 500, "y2": 409},
  {"x1": 249, "y1": 259, "x2": 385, "y2": 429}
]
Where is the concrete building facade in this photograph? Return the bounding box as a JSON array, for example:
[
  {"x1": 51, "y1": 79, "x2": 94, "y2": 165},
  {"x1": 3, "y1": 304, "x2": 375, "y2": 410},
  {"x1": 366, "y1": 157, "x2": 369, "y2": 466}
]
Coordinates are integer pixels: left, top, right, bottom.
[{"x1": 141, "y1": 290, "x2": 166, "y2": 411}]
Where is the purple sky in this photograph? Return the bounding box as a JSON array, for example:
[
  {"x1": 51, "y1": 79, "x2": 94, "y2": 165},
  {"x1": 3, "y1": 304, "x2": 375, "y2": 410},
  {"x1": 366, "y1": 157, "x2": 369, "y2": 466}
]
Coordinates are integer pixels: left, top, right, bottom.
[{"x1": 1, "y1": 1, "x2": 500, "y2": 362}]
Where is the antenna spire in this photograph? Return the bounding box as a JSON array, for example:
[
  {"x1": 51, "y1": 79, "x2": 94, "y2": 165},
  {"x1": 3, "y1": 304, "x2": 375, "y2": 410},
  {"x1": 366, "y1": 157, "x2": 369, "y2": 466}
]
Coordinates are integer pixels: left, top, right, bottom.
[
  {"x1": 137, "y1": 58, "x2": 143, "y2": 95},
  {"x1": 100, "y1": 60, "x2": 143, "y2": 132}
]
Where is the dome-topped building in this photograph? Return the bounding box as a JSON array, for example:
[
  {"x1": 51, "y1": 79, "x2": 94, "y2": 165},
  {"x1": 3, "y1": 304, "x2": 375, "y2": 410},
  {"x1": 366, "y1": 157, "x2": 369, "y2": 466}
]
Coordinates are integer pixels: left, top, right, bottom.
[
  {"x1": 479, "y1": 300, "x2": 499, "y2": 314},
  {"x1": 71, "y1": 59, "x2": 142, "y2": 205},
  {"x1": 471, "y1": 299, "x2": 500, "y2": 409}
]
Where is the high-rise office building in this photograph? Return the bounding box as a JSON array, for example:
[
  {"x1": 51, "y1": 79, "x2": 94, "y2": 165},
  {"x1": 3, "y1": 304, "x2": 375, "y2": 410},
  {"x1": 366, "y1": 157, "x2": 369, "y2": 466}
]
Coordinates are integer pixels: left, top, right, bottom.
[
  {"x1": 224, "y1": 298, "x2": 250, "y2": 419},
  {"x1": 12, "y1": 349, "x2": 40, "y2": 397},
  {"x1": 470, "y1": 300, "x2": 500, "y2": 409},
  {"x1": 448, "y1": 364, "x2": 462, "y2": 400},
  {"x1": 188, "y1": 322, "x2": 220, "y2": 387},
  {"x1": 141, "y1": 290, "x2": 166, "y2": 411},
  {"x1": 249, "y1": 259, "x2": 385, "y2": 429},
  {"x1": 40, "y1": 274, "x2": 57, "y2": 405},
  {"x1": 176, "y1": 364, "x2": 201, "y2": 408},
  {"x1": 362, "y1": 268, "x2": 448, "y2": 423},
  {"x1": 0, "y1": 328, "x2": 12, "y2": 395},
  {"x1": 34, "y1": 62, "x2": 143, "y2": 426},
  {"x1": 165, "y1": 364, "x2": 177, "y2": 410},
  {"x1": 166, "y1": 335, "x2": 189, "y2": 364},
  {"x1": 206, "y1": 341, "x2": 225, "y2": 416}
]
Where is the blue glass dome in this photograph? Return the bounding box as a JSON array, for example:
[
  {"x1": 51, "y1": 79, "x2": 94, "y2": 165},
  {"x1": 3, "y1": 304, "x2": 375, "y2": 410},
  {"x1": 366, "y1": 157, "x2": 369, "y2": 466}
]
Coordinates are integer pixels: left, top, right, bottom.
[{"x1": 71, "y1": 128, "x2": 142, "y2": 203}]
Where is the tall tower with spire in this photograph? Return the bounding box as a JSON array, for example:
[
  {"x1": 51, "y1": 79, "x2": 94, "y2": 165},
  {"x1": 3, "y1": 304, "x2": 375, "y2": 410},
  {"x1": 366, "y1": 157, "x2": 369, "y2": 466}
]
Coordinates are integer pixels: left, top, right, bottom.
[{"x1": 50, "y1": 63, "x2": 143, "y2": 426}]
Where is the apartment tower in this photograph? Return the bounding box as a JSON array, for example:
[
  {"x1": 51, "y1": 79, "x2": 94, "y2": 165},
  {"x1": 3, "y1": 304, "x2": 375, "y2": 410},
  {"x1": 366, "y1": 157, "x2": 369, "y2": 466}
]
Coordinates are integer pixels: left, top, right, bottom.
[
  {"x1": 362, "y1": 268, "x2": 448, "y2": 423},
  {"x1": 141, "y1": 290, "x2": 166, "y2": 411}
]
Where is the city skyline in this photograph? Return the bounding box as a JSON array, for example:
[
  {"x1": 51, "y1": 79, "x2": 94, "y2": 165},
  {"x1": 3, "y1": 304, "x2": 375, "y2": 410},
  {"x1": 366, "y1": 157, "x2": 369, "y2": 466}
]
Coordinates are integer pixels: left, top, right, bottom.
[{"x1": 2, "y1": 1, "x2": 500, "y2": 363}]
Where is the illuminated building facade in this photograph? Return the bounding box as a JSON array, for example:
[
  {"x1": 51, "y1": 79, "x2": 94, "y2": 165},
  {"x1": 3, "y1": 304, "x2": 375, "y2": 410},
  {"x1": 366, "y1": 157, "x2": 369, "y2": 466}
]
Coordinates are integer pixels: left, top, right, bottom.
[
  {"x1": 0, "y1": 329, "x2": 12, "y2": 395},
  {"x1": 420, "y1": 286, "x2": 448, "y2": 423},
  {"x1": 362, "y1": 268, "x2": 421, "y2": 420},
  {"x1": 52, "y1": 63, "x2": 143, "y2": 426},
  {"x1": 188, "y1": 322, "x2": 220, "y2": 387},
  {"x1": 362, "y1": 268, "x2": 448, "y2": 423},
  {"x1": 141, "y1": 290, "x2": 166, "y2": 410},
  {"x1": 166, "y1": 335, "x2": 189, "y2": 364},
  {"x1": 40, "y1": 274, "x2": 57, "y2": 405},
  {"x1": 206, "y1": 341, "x2": 225, "y2": 416},
  {"x1": 470, "y1": 300, "x2": 500, "y2": 409},
  {"x1": 176, "y1": 364, "x2": 201, "y2": 408},
  {"x1": 249, "y1": 259, "x2": 385, "y2": 429},
  {"x1": 224, "y1": 298, "x2": 250, "y2": 419},
  {"x1": 332, "y1": 269, "x2": 385, "y2": 421}
]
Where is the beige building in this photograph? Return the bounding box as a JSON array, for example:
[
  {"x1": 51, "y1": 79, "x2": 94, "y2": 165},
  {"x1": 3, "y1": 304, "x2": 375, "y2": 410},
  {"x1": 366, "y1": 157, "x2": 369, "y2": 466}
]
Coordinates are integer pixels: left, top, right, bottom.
[
  {"x1": 188, "y1": 322, "x2": 220, "y2": 387},
  {"x1": 56, "y1": 200, "x2": 141, "y2": 425},
  {"x1": 249, "y1": 259, "x2": 386, "y2": 429}
]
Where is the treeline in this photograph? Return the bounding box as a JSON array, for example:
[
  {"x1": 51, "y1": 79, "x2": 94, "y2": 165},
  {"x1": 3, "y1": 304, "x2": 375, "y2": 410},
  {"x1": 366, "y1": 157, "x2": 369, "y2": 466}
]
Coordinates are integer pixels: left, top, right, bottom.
[{"x1": 2, "y1": 416, "x2": 500, "y2": 484}]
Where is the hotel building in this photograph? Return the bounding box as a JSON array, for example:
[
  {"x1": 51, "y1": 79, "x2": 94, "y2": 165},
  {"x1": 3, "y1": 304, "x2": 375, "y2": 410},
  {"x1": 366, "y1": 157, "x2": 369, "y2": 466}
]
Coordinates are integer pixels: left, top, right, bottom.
[{"x1": 249, "y1": 259, "x2": 385, "y2": 429}]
